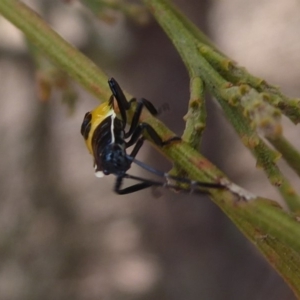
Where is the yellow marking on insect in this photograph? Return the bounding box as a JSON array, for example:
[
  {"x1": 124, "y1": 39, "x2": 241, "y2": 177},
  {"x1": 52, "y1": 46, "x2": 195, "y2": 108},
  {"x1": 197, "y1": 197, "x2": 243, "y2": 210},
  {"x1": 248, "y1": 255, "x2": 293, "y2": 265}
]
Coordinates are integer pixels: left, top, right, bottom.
[{"x1": 85, "y1": 102, "x2": 116, "y2": 154}]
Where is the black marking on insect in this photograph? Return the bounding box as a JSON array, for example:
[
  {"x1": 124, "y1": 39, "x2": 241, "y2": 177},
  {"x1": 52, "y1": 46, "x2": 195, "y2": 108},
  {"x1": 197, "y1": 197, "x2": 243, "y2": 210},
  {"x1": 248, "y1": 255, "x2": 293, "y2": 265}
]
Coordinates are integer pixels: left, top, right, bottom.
[{"x1": 81, "y1": 78, "x2": 225, "y2": 195}]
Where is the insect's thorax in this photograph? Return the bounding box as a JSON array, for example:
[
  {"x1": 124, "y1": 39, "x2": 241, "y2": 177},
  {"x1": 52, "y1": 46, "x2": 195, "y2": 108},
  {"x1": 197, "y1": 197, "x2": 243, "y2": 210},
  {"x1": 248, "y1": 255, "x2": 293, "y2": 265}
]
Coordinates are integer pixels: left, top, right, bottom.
[{"x1": 92, "y1": 114, "x2": 131, "y2": 177}]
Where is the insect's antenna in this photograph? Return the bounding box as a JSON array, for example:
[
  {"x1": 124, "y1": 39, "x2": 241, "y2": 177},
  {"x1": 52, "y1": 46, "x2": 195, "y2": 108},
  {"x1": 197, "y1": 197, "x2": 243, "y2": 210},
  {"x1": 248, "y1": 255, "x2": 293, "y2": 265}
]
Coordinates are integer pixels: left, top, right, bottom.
[{"x1": 129, "y1": 156, "x2": 225, "y2": 190}]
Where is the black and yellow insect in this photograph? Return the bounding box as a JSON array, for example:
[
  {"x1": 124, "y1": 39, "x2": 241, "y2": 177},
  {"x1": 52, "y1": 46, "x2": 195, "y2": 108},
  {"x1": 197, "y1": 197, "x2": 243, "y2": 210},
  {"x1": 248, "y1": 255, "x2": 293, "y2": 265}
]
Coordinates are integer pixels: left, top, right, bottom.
[{"x1": 81, "y1": 78, "x2": 224, "y2": 194}]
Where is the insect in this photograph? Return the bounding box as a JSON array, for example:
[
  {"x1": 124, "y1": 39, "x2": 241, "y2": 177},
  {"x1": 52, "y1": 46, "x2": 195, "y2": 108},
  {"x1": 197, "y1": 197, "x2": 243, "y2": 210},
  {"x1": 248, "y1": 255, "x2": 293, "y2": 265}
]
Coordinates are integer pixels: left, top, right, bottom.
[{"x1": 81, "y1": 78, "x2": 224, "y2": 194}]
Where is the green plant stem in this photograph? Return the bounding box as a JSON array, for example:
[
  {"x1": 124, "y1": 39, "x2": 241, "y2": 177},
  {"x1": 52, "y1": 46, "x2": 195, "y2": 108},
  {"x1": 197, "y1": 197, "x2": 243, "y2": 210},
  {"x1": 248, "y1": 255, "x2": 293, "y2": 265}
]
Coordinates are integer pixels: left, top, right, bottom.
[
  {"x1": 0, "y1": 0, "x2": 111, "y2": 102},
  {"x1": 217, "y1": 98, "x2": 300, "y2": 212},
  {"x1": 221, "y1": 205, "x2": 300, "y2": 295},
  {"x1": 142, "y1": 0, "x2": 300, "y2": 294},
  {"x1": 169, "y1": 76, "x2": 206, "y2": 180},
  {"x1": 144, "y1": 0, "x2": 300, "y2": 124},
  {"x1": 2, "y1": 0, "x2": 299, "y2": 257},
  {"x1": 142, "y1": 0, "x2": 300, "y2": 210},
  {"x1": 143, "y1": 111, "x2": 300, "y2": 247},
  {"x1": 80, "y1": 0, "x2": 148, "y2": 24},
  {"x1": 199, "y1": 44, "x2": 300, "y2": 124},
  {"x1": 182, "y1": 76, "x2": 206, "y2": 147},
  {"x1": 268, "y1": 135, "x2": 300, "y2": 180},
  {"x1": 142, "y1": 0, "x2": 282, "y2": 137}
]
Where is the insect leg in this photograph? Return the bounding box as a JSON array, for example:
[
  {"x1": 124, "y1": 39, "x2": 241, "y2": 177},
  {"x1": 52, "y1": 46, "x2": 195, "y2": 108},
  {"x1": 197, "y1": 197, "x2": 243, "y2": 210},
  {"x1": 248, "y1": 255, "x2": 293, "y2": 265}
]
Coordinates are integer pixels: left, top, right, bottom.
[
  {"x1": 126, "y1": 122, "x2": 180, "y2": 148},
  {"x1": 125, "y1": 98, "x2": 159, "y2": 138},
  {"x1": 114, "y1": 174, "x2": 153, "y2": 195},
  {"x1": 114, "y1": 173, "x2": 219, "y2": 195},
  {"x1": 137, "y1": 98, "x2": 158, "y2": 115},
  {"x1": 108, "y1": 78, "x2": 173, "y2": 141},
  {"x1": 108, "y1": 78, "x2": 130, "y2": 126},
  {"x1": 131, "y1": 157, "x2": 225, "y2": 190},
  {"x1": 128, "y1": 137, "x2": 145, "y2": 159}
]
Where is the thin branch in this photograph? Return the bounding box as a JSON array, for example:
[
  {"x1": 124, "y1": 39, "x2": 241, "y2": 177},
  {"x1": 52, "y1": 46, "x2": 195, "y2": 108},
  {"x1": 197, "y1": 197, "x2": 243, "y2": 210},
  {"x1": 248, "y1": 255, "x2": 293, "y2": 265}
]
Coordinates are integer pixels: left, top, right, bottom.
[
  {"x1": 267, "y1": 135, "x2": 300, "y2": 179},
  {"x1": 182, "y1": 76, "x2": 206, "y2": 147},
  {"x1": 0, "y1": 0, "x2": 110, "y2": 102},
  {"x1": 198, "y1": 44, "x2": 300, "y2": 124}
]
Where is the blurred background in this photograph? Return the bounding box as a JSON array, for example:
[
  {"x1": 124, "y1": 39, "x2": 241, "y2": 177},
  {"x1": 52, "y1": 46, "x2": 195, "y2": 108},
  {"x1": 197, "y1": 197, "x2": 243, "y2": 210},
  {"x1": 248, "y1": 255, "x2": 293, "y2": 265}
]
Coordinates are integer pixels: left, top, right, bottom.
[{"x1": 0, "y1": 0, "x2": 299, "y2": 299}]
